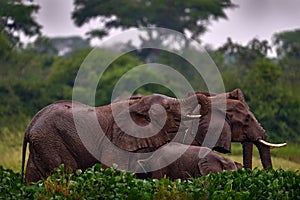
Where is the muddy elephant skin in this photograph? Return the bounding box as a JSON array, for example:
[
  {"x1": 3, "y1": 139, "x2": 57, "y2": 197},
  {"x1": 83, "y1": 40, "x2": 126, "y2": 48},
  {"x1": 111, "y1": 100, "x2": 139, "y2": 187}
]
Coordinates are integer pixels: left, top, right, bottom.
[{"x1": 21, "y1": 93, "x2": 209, "y2": 184}]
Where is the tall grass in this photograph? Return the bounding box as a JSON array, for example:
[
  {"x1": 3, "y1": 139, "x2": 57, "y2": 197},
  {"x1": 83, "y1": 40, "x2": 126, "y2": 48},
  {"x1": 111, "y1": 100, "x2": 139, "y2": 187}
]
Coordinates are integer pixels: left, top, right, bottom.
[
  {"x1": 223, "y1": 143, "x2": 300, "y2": 170},
  {"x1": 0, "y1": 130, "x2": 299, "y2": 172},
  {"x1": 230, "y1": 142, "x2": 300, "y2": 163},
  {"x1": 0, "y1": 130, "x2": 26, "y2": 172}
]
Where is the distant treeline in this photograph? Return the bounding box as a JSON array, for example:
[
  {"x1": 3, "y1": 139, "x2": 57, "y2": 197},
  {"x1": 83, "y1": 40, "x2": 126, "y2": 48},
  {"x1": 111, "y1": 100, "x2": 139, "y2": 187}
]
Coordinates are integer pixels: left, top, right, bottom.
[{"x1": 0, "y1": 30, "x2": 300, "y2": 143}]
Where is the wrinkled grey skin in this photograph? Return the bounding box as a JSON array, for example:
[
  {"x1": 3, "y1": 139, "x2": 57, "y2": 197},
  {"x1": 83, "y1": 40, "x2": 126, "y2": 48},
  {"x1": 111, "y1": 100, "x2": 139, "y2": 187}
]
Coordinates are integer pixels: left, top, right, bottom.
[
  {"x1": 21, "y1": 93, "x2": 209, "y2": 184},
  {"x1": 133, "y1": 142, "x2": 243, "y2": 180}
]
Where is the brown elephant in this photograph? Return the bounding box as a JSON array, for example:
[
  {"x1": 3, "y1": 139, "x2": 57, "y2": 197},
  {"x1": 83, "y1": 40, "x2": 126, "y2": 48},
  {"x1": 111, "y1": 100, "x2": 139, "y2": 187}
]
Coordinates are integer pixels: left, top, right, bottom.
[
  {"x1": 21, "y1": 93, "x2": 209, "y2": 184},
  {"x1": 182, "y1": 89, "x2": 287, "y2": 169},
  {"x1": 133, "y1": 142, "x2": 243, "y2": 180}
]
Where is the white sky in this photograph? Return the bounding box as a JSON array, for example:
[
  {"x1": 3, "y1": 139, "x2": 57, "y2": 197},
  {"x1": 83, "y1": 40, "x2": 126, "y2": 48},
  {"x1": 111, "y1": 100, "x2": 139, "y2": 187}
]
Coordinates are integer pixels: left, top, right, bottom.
[{"x1": 31, "y1": 0, "x2": 300, "y2": 50}]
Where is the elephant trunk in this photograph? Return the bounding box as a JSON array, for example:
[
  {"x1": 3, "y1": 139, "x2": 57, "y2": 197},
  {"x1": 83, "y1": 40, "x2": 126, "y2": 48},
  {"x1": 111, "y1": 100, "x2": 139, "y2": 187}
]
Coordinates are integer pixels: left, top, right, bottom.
[
  {"x1": 242, "y1": 142, "x2": 253, "y2": 169},
  {"x1": 243, "y1": 141, "x2": 273, "y2": 169},
  {"x1": 255, "y1": 139, "x2": 286, "y2": 168},
  {"x1": 178, "y1": 94, "x2": 210, "y2": 117},
  {"x1": 255, "y1": 142, "x2": 272, "y2": 169}
]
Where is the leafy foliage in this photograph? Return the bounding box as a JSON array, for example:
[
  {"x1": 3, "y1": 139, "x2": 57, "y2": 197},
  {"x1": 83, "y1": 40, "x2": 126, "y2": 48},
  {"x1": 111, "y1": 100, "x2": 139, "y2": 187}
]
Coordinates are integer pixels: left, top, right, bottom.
[
  {"x1": 25, "y1": 36, "x2": 91, "y2": 56},
  {"x1": 273, "y1": 29, "x2": 300, "y2": 95},
  {"x1": 72, "y1": 0, "x2": 236, "y2": 41},
  {"x1": 273, "y1": 29, "x2": 300, "y2": 60},
  {"x1": 0, "y1": 166, "x2": 38, "y2": 199},
  {"x1": 0, "y1": 0, "x2": 41, "y2": 49},
  {"x1": 214, "y1": 37, "x2": 300, "y2": 142},
  {"x1": 1, "y1": 164, "x2": 300, "y2": 199}
]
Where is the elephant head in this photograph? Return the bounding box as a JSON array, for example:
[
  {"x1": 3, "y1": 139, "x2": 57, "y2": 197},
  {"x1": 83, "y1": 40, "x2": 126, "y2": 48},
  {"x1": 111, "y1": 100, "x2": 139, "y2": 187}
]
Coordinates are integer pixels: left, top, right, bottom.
[
  {"x1": 108, "y1": 93, "x2": 210, "y2": 152},
  {"x1": 189, "y1": 89, "x2": 286, "y2": 169}
]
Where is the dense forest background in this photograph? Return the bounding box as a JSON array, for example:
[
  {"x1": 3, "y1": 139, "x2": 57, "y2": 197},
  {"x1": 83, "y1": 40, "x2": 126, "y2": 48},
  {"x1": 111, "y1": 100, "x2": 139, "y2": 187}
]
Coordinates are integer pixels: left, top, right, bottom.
[{"x1": 0, "y1": 0, "x2": 299, "y2": 144}]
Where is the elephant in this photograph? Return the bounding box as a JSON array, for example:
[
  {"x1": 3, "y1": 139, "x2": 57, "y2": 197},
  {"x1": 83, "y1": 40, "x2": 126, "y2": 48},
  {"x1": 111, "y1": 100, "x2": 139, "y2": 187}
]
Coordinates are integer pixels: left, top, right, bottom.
[
  {"x1": 182, "y1": 89, "x2": 287, "y2": 169},
  {"x1": 21, "y1": 93, "x2": 210, "y2": 184},
  {"x1": 133, "y1": 142, "x2": 243, "y2": 180}
]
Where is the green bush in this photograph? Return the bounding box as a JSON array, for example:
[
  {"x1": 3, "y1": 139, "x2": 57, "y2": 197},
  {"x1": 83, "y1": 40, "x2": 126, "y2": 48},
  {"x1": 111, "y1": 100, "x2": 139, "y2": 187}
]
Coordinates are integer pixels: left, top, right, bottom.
[
  {"x1": 1, "y1": 164, "x2": 299, "y2": 199},
  {"x1": 0, "y1": 166, "x2": 40, "y2": 199}
]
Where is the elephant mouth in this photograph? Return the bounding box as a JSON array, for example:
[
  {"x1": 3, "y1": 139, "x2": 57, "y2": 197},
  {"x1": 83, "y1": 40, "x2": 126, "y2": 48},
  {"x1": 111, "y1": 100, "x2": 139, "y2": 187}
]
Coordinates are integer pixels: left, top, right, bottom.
[{"x1": 258, "y1": 139, "x2": 287, "y2": 148}]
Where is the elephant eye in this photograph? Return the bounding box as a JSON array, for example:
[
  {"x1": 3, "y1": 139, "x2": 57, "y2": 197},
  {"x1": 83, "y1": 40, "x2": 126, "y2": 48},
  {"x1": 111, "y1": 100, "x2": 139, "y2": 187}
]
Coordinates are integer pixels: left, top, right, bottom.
[
  {"x1": 244, "y1": 114, "x2": 251, "y2": 123},
  {"x1": 145, "y1": 115, "x2": 151, "y2": 122}
]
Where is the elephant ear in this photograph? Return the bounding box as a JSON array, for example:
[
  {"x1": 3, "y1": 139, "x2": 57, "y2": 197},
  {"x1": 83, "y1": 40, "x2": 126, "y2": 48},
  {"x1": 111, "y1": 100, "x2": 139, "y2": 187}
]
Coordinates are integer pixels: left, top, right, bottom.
[
  {"x1": 195, "y1": 111, "x2": 231, "y2": 153},
  {"x1": 213, "y1": 120, "x2": 232, "y2": 153},
  {"x1": 198, "y1": 151, "x2": 221, "y2": 176},
  {"x1": 198, "y1": 158, "x2": 213, "y2": 176},
  {"x1": 218, "y1": 156, "x2": 238, "y2": 172},
  {"x1": 227, "y1": 88, "x2": 247, "y2": 104},
  {"x1": 198, "y1": 151, "x2": 237, "y2": 175},
  {"x1": 110, "y1": 98, "x2": 172, "y2": 152},
  {"x1": 234, "y1": 161, "x2": 243, "y2": 169}
]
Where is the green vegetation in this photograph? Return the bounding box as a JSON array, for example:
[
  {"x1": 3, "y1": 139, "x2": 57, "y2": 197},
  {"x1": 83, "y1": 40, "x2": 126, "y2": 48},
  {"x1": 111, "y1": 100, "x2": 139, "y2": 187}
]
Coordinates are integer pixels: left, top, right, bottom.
[
  {"x1": 1, "y1": 164, "x2": 300, "y2": 199},
  {"x1": 0, "y1": 131, "x2": 24, "y2": 172},
  {"x1": 72, "y1": 0, "x2": 236, "y2": 41},
  {"x1": 0, "y1": 0, "x2": 40, "y2": 49},
  {"x1": 223, "y1": 143, "x2": 300, "y2": 171}
]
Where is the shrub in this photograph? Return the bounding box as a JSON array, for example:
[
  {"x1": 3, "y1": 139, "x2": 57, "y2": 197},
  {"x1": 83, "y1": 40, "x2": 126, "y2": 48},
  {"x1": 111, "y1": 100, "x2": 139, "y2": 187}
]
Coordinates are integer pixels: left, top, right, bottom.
[{"x1": 1, "y1": 164, "x2": 299, "y2": 199}]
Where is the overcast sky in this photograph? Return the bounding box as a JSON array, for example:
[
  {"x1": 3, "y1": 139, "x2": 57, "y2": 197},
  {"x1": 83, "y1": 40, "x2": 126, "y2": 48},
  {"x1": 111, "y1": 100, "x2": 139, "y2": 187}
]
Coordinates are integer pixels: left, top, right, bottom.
[{"x1": 33, "y1": 0, "x2": 300, "y2": 49}]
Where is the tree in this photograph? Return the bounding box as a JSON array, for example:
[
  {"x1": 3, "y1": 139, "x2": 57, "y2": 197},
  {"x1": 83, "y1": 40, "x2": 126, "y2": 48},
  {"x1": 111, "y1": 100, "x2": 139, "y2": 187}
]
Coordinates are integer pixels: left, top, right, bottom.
[
  {"x1": 217, "y1": 37, "x2": 271, "y2": 70},
  {"x1": 0, "y1": 0, "x2": 41, "y2": 49},
  {"x1": 273, "y1": 29, "x2": 300, "y2": 93},
  {"x1": 273, "y1": 29, "x2": 300, "y2": 61},
  {"x1": 72, "y1": 0, "x2": 236, "y2": 42},
  {"x1": 25, "y1": 36, "x2": 91, "y2": 56},
  {"x1": 242, "y1": 59, "x2": 299, "y2": 142},
  {"x1": 0, "y1": 0, "x2": 41, "y2": 131}
]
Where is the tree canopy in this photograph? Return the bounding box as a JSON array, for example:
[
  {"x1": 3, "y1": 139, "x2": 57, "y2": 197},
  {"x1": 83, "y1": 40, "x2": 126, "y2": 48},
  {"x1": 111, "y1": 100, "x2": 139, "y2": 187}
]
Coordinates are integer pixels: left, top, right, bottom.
[
  {"x1": 0, "y1": 0, "x2": 41, "y2": 49},
  {"x1": 72, "y1": 0, "x2": 236, "y2": 41},
  {"x1": 273, "y1": 29, "x2": 300, "y2": 60}
]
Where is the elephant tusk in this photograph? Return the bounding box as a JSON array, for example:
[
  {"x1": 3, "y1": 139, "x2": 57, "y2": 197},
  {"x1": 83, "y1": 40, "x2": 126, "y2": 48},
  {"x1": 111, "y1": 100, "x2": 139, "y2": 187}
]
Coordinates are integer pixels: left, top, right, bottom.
[
  {"x1": 183, "y1": 114, "x2": 202, "y2": 119},
  {"x1": 258, "y1": 139, "x2": 287, "y2": 148}
]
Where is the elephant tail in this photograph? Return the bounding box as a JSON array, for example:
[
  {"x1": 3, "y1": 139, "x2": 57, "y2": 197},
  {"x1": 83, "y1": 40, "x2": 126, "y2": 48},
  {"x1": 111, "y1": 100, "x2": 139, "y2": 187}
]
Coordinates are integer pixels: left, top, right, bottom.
[{"x1": 21, "y1": 130, "x2": 29, "y2": 183}]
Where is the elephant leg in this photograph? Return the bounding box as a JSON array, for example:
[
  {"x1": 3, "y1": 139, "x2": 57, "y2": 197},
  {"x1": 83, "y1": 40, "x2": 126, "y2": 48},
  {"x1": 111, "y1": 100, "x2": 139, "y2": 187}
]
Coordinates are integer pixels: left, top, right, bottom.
[
  {"x1": 25, "y1": 152, "x2": 44, "y2": 184},
  {"x1": 255, "y1": 142, "x2": 272, "y2": 168},
  {"x1": 26, "y1": 133, "x2": 78, "y2": 183},
  {"x1": 242, "y1": 142, "x2": 253, "y2": 169},
  {"x1": 36, "y1": 143, "x2": 78, "y2": 173},
  {"x1": 43, "y1": 145, "x2": 76, "y2": 165}
]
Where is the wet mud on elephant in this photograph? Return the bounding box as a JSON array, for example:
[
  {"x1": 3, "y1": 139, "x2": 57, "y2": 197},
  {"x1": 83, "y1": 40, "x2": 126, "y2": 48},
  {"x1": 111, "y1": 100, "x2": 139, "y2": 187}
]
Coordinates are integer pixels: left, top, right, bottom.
[{"x1": 21, "y1": 93, "x2": 209, "y2": 184}]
